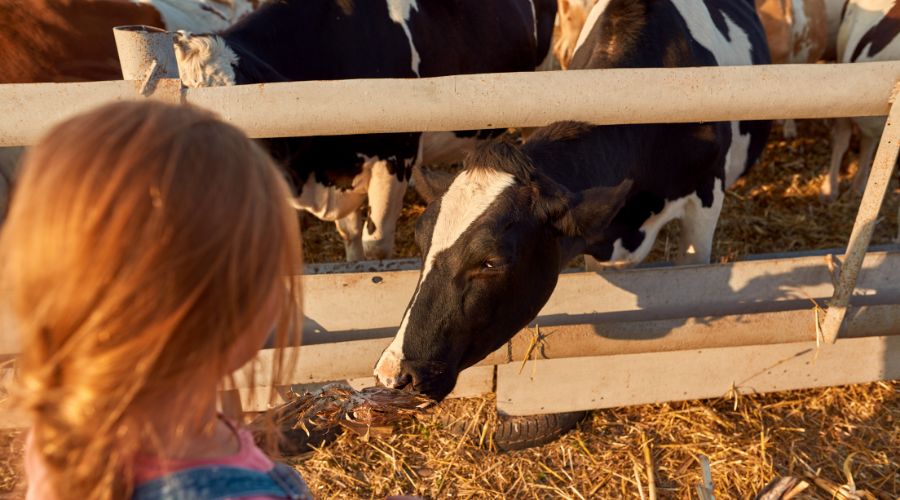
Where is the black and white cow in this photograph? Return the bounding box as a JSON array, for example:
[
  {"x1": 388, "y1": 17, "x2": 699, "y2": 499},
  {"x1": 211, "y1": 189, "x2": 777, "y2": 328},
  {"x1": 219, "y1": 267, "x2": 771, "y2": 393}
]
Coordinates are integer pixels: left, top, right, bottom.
[
  {"x1": 374, "y1": 0, "x2": 772, "y2": 400},
  {"x1": 174, "y1": 0, "x2": 557, "y2": 261}
]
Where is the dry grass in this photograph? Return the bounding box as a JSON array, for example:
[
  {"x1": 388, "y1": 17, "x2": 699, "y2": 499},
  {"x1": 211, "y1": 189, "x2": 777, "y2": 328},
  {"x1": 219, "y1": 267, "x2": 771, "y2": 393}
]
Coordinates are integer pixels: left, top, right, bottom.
[
  {"x1": 2, "y1": 121, "x2": 899, "y2": 498},
  {"x1": 296, "y1": 382, "x2": 899, "y2": 499},
  {"x1": 703, "y1": 121, "x2": 899, "y2": 262},
  {"x1": 0, "y1": 430, "x2": 23, "y2": 497}
]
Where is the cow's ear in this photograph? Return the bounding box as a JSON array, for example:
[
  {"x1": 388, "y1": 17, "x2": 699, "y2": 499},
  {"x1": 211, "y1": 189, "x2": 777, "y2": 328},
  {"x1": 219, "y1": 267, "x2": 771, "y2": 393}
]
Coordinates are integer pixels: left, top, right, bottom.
[
  {"x1": 548, "y1": 179, "x2": 633, "y2": 237},
  {"x1": 412, "y1": 166, "x2": 458, "y2": 203}
]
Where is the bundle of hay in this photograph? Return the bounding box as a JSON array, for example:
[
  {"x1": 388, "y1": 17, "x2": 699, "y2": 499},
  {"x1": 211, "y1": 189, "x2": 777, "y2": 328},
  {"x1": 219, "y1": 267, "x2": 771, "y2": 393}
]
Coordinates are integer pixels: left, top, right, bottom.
[{"x1": 251, "y1": 384, "x2": 433, "y2": 455}]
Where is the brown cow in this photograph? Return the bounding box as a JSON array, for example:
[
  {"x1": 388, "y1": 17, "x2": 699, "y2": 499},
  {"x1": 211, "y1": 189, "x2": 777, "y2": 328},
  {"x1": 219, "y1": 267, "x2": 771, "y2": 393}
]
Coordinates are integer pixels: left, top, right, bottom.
[
  {"x1": 0, "y1": 0, "x2": 257, "y2": 83},
  {"x1": 755, "y1": 0, "x2": 832, "y2": 137},
  {"x1": 0, "y1": 0, "x2": 259, "y2": 220},
  {"x1": 755, "y1": 0, "x2": 830, "y2": 65}
]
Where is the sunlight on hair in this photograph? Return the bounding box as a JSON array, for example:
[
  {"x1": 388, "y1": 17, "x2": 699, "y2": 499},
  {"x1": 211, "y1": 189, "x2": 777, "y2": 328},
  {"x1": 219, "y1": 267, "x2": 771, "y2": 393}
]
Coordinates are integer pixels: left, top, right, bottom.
[{"x1": 0, "y1": 101, "x2": 303, "y2": 500}]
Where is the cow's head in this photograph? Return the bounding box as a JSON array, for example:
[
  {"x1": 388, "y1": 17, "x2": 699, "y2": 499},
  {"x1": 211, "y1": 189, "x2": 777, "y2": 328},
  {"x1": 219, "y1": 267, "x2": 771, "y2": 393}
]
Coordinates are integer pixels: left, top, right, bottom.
[
  {"x1": 374, "y1": 139, "x2": 630, "y2": 400},
  {"x1": 174, "y1": 31, "x2": 287, "y2": 87}
]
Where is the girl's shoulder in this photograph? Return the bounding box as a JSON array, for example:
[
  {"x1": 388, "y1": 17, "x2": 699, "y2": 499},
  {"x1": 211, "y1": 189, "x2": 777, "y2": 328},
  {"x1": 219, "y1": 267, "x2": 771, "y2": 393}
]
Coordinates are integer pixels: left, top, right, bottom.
[
  {"x1": 132, "y1": 461, "x2": 312, "y2": 500},
  {"x1": 134, "y1": 424, "x2": 312, "y2": 499},
  {"x1": 134, "y1": 424, "x2": 272, "y2": 482}
]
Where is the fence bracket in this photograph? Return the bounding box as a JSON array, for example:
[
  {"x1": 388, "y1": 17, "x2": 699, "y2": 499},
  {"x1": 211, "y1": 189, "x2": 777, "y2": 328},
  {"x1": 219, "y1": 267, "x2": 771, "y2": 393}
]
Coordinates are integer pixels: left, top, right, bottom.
[{"x1": 822, "y1": 86, "x2": 900, "y2": 343}]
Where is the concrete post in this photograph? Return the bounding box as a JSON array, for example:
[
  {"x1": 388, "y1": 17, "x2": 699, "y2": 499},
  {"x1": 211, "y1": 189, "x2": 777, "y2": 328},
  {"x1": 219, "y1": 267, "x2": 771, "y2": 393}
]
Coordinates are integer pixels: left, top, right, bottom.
[{"x1": 113, "y1": 25, "x2": 180, "y2": 95}]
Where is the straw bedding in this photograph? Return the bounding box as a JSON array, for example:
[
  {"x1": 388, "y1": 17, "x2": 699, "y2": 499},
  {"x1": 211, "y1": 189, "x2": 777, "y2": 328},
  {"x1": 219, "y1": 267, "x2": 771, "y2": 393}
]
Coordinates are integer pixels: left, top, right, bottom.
[
  {"x1": 294, "y1": 383, "x2": 898, "y2": 499},
  {"x1": 1, "y1": 121, "x2": 898, "y2": 498}
]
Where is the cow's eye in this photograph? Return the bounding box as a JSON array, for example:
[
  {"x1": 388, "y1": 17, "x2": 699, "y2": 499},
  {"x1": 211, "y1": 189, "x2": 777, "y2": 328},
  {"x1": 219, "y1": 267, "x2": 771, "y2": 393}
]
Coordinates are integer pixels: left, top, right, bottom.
[{"x1": 482, "y1": 259, "x2": 503, "y2": 270}]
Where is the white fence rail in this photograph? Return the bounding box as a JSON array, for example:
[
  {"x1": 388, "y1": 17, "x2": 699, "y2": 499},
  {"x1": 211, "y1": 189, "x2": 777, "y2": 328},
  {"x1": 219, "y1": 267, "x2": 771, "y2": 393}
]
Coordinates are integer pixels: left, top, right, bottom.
[{"x1": 1, "y1": 62, "x2": 900, "y2": 146}]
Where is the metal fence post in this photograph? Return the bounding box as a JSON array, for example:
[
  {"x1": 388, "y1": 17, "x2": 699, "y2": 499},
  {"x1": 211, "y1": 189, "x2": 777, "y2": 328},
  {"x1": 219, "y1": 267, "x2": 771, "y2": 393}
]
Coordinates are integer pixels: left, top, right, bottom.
[{"x1": 821, "y1": 87, "x2": 900, "y2": 343}]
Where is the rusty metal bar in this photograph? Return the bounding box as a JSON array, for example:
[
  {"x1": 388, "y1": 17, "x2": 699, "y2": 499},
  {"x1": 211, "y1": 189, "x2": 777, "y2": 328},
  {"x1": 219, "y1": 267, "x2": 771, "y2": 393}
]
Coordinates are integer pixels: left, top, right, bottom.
[{"x1": 822, "y1": 92, "x2": 900, "y2": 343}]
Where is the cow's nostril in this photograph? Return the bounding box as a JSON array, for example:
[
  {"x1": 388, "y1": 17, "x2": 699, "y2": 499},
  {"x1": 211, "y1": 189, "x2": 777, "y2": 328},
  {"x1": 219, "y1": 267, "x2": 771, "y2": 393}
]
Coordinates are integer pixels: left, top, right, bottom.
[{"x1": 394, "y1": 370, "x2": 414, "y2": 390}]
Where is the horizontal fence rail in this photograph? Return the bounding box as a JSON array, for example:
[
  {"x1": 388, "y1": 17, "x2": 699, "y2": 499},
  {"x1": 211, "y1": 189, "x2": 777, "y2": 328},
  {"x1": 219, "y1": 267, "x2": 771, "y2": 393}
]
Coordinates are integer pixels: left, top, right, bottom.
[
  {"x1": 223, "y1": 250, "x2": 900, "y2": 389},
  {"x1": 235, "y1": 305, "x2": 900, "y2": 391},
  {"x1": 1, "y1": 62, "x2": 900, "y2": 146},
  {"x1": 3, "y1": 250, "x2": 899, "y2": 358},
  {"x1": 298, "y1": 250, "x2": 900, "y2": 345}
]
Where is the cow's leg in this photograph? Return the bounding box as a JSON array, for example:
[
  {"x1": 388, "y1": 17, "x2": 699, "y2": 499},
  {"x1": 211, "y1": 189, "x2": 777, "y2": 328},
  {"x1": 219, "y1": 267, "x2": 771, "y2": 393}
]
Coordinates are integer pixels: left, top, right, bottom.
[
  {"x1": 677, "y1": 179, "x2": 724, "y2": 265},
  {"x1": 609, "y1": 198, "x2": 687, "y2": 267},
  {"x1": 896, "y1": 204, "x2": 900, "y2": 244},
  {"x1": 293, "y1": 174, "x2": 371, "y2": 261},
  {"x1": 363, "y1": 159, "x2": 408, "y2": 260},
  {"x1": 822, "y1": 117, "x2": 852, "y2": 202},
  {"x1": 850, "y1": 131, "x2": 878, "y2": 196},
  {"x1": 336, "y1": 209, "x2": 365, "y2": 262},
  {"x1": 782, "y1": 119, "x2": 798, "y2": 139}
]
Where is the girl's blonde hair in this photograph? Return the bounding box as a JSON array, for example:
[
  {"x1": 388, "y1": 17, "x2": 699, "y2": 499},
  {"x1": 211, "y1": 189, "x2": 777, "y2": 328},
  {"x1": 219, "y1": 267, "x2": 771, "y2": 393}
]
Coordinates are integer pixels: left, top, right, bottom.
[{"x1": 0, "y1": 101, "x2": 302, "y2": 499}]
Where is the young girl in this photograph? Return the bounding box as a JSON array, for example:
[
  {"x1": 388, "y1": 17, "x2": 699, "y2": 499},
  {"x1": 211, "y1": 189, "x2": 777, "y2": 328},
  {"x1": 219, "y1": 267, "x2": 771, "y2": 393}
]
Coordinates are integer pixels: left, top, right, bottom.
[{"x1": 1, "y1": 101, "x2": 311, "y2": 499}]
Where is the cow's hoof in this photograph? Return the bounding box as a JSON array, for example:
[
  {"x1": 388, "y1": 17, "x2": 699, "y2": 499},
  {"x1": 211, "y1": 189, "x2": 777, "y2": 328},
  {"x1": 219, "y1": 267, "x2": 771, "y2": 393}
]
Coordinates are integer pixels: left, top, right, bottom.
[
  {"x1": 363, "y1": 241, "x2": 393, "y2": 261},
  {"x1": 818, "y1": 186, "x2": 838, "y2": 203},
  {"x1": 439, "y1": 409, "x2": 587, "y2": 452}
]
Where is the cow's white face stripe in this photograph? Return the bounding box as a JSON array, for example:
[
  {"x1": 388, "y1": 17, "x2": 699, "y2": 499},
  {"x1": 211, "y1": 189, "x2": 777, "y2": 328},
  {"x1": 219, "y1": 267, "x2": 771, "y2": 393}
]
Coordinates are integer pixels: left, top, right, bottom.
[
  {"x1": 374, "y1": 169, "x2": 515, "y2": 386},
  {"x1": 386, "y1": 0, "x2": 422, "y2": 75},
  {"x1": 427, "y1": 169, "x2": 516, "y2": 260},
  {"x1": 573, "y1": 0, "x2": 613, "y2": 56},
  {"x1": 669, "y1": 0, "x2": 754, "y2": 66}
]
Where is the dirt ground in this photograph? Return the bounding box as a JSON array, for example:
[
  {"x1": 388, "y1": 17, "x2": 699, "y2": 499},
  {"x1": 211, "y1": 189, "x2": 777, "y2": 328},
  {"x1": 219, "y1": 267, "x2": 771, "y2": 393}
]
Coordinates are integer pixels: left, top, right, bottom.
[{"x1": 2, "y1": 121, "x2": 899, "y2": 498}]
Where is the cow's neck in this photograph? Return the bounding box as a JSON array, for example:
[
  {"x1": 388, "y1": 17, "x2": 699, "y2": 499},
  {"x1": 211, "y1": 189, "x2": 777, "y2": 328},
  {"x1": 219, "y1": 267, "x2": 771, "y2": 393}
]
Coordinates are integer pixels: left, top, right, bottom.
[
  {"x1": 523, "y1": 123, "x2": 646, "y2": 268},
  {"x1": 524, "y1": 123, "x2": 643, "y2": 193},
  {"x1": 222, "y1": 0, "x2": 417, "y2": 81}
]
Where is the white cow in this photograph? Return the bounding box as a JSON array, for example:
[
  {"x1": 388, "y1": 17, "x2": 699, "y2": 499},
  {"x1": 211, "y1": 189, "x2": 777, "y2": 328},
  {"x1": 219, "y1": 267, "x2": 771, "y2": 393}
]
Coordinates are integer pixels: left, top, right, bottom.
[{"x1": 823, "y1": 0, "x2": 900, "y2": 204}]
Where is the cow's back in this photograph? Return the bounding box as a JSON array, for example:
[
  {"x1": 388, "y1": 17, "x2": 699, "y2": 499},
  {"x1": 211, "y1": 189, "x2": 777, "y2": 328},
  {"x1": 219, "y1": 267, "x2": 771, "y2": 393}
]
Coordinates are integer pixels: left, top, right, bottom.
[
  {"x1": 409, "y1": 0, "x2": 556, "y2": 76},
  {"x1": 224, "y1": 0, "x2": 556, "y2": 82},
  {"x1": 559, "y1": 0, "x2": 770, "y2": 204},
  {"x1": 570, "y1": 0, "x2": 768, "y2": 71}
]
